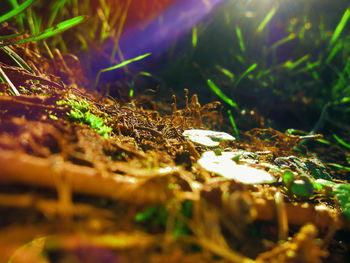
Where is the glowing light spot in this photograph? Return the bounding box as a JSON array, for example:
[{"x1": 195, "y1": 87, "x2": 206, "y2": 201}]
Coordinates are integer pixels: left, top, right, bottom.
[
  {"x1": 245, "y1": 10, "x2": 255, "y2": 18},
  {"x1": 192, "y1": 26, "x2": 198, "y2": 48},
  {"x1": 305, "y1": 22, "x2": 311, "y2": 29},
  {"x1": 290, "y1": 18, "x2": 297, "y2": 24},
  {"x1": 284, "y1": 60, "x2": 292, "y2": 67}
]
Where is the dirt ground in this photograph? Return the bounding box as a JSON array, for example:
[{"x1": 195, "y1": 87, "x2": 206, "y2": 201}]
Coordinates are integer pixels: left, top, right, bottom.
[{"x1": 0, "y1": 42, "x2": 350, "y2": 263}]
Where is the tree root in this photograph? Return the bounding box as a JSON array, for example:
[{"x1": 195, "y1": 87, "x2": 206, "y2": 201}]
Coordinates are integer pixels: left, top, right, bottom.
[
  {"x1": 0, "y1": 149, "x2": 174, "y2": 205},
  {"x1": 1, "y1": 148, "x2": 350, "y2": 230}
]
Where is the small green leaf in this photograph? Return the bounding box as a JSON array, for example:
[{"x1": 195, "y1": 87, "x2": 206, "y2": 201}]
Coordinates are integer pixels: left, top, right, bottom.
[
  {"x1": 282, "y1": 170, "x2": 295, "y2": 186},
  {"x1": 231, "y1": 154, "x2": 241, "y2": 163},
  {"x1": 49, "y1": 114, "x2": 58, "y2": 120},
  {"x1": 134, "y1": 207, "x2": 157, "y2": 222},
  {"x1": 129, "y1": 89, "x2": 134, "y2": 98},
  {"x1": 312, "y1": 182, "x2": 323, "y2": 192}
]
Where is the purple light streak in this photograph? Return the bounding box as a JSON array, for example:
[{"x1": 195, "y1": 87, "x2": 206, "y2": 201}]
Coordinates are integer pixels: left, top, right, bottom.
[{"x1": 119, "y1": 0, "x2": 226, "y2": 59}]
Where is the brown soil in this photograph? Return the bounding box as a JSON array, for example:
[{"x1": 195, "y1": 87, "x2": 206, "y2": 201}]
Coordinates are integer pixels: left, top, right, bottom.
[{"x1": 0, "y1": 42, "x2": 349, "y2": 263}]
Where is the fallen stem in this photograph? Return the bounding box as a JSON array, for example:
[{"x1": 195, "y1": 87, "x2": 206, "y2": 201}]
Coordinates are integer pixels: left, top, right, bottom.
[{"x1": 0, "y1": 149, "x2": 173, "y2": 204}]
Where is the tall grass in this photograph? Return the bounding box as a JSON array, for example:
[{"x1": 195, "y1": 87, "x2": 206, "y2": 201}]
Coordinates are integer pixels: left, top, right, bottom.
[
  {"x1": 2, "y1": 0, "x2": 349, "y2": 132},
  {"x1": 153, "y1": 0, "x2": 350, "y2": 133}
]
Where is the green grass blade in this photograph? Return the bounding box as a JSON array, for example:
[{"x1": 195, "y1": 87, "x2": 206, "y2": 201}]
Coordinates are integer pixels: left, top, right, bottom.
[
  {"x1": 129, "y1": 71, "x2": 153, "y2": 98},
  {"x1": 285, "y1": 54, "x2": 310, "y2": 70},
  {"x1": 27, "y1": 7, "x2": 41, "y2": 36},
  {"x1": 48, "y1": 0, "x2": 69, "y2": 27},
  {"x1": 0, "y1": 46, "x2": 32, "y2": 72},
  {"x1": 257, "y1": 6, "x2": 278, "y2": 33},
  {"x1": 8, "y1": 0, "x2": 25, "y2": 30},
  {"x1": 327, "y1": 163, "x2": 350, "y2": 172},
  {"x1": 94, "y1": 53, "x2": 151, "y2": 89},
  {"x1": 228, "y1": 109, "x2": 239, "y2": 140},
  {"x1": 192, "y1": 26, "x2": 198, "y2": 48},
  {"x1": 99, "y1": 53, "x2": 151, "y2": 73},
  {"x1": 311, "y1": 71, "x2": 319, "y2": 81},
  {"x1": 98, "y1": 0, "x2": 111, "y2": 42},
  {"x1": 235, "y1": 54, "x2": 245, "y2": 64},
  {"x1": 216, "y1": 65, "x2": 234, "y2": 81},
  {"x1": 333, "y1": 134, "x2": 350, "y2": 150},
  {"x1": 316, "y1": 138, "x2": 330, "y2": 145},
  {"x1": 319, "y1": 15, "x2": 326, "y2": 39},
  {"x1": 0, "y1": 32, "x2": 23, "y2": 41},
  {"x1": 0, "y1": 16, "x2": 87, "y2": 47},
  {"x1": 235, "y1": 27, "x2": 245, "y2": 53},
  {"x1": 270, "y1": 33, "x2": 295, "y2": 51},
  {"x1": 256, "y1": 69, "x2": 271, "y2": 80},
  {"x1": 236, "y1": 63, "x2": 258, "y2": 86},
  {"x1": 330, "y1": 8, "x2": 350, "y2": 46},
  {"x1": 298, "y1": 61, "x2": 320, "y2": 73},
  {"x1": 326, "y1": 42, "x2": 343, "y2": 64},
  {"x1": 0, "y1": 67, "x2": 20, "y2": 96},
  {"x1": 0, "y1": 0, "x2": 36, "y2": 24},
  {"x1": 207, "y1": 79, "x2": 238, "y2": 110},
  {"x1": 139, "y1": 72, "x2": 152, "y2": 77},
  {"x1": 345, "y1": 60, "x2": 350, "y2": 79}
]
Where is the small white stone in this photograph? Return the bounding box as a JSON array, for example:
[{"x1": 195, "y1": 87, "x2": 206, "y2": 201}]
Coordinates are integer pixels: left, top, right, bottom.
[
  {"x1": 183, "y1": 129, "x2": 235, "y2": 147},
  {"x1": 198, "y1": 151, "x2": 276, "y2": 184}
]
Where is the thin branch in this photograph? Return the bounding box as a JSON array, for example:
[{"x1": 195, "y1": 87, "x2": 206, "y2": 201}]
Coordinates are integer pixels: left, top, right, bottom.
[
  {"x1": 0, "y1": 149, "x2": 174, "y2": 204},
  {"x1": 0, "y1": 67, "x2": 20, "y2": 95}
]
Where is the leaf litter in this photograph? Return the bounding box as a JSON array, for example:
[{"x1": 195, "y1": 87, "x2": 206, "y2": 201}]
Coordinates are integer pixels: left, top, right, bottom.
[{"x1": 0, "y1": 38, "x2": 349, "y2": 263}]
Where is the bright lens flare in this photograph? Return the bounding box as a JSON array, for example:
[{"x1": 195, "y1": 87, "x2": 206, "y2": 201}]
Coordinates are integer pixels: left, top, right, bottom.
[{"x1": 119, "y1": 0, "x2": 226, "y2": 58}]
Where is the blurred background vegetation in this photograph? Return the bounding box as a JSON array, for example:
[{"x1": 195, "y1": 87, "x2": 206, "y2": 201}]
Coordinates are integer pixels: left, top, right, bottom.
[
  {"x1": 1, "y1": 0, "x2": 350, "y2": 136},
  {"x1": 153, "y1": 0, "x2": 350, "y2": 134}
]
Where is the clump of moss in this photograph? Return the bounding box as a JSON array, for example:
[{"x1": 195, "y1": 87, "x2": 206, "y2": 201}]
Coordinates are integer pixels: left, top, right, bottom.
[{"x1": 57, "y1": 94, "x2": 112, "y2": 138}]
